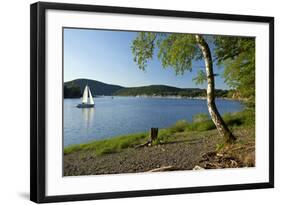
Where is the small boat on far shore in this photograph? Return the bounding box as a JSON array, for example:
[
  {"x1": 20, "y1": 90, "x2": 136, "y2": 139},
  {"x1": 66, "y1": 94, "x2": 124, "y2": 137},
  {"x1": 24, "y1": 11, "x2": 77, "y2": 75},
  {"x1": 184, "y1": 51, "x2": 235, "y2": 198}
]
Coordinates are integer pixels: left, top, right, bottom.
[{"x1": 77, "y1": 85, "x2": 95, "y2": 108}]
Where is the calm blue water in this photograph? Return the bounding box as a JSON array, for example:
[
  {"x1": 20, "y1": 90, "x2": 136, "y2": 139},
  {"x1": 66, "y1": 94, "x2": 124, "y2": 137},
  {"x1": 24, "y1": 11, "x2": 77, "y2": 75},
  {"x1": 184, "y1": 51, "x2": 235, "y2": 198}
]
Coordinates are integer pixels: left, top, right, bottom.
[{"x1": 64, "y1": 97, "x2": 243, "y2": 147}]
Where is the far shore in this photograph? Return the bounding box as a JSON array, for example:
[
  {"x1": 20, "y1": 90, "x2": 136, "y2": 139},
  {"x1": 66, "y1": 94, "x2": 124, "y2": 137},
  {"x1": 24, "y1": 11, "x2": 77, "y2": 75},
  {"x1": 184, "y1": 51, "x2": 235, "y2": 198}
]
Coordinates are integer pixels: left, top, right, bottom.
[{"x1": 64, "y1": 95, "x2": 244, "y2": 101}]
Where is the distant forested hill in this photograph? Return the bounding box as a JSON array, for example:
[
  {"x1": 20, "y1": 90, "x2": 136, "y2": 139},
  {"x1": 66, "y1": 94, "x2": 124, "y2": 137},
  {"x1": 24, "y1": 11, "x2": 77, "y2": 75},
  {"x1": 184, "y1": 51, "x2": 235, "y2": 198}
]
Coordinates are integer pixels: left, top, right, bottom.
[
  {"x1": 64, "y1": 79, "x2": 229, "y2": 98},
  {"x1": 114, "y1": 85, "x2": 183, "y2": 96},
  {"x1": 64, "y1": 79, "x2": 124, "y2": 98},
  {"x1": 115, "y1": 85, "x2": 228, "y2": 98}
]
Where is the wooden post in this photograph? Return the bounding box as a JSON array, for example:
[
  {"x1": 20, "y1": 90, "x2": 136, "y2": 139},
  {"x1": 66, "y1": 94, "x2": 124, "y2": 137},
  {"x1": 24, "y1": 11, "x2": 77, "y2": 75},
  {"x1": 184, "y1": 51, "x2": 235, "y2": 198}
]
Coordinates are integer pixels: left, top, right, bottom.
[
  {"x1": 135, "y1": 127, "x2": 159, "y2": 148},
  {"x1": 148, "y1": 127, "x2": 158, "y2": 146}
]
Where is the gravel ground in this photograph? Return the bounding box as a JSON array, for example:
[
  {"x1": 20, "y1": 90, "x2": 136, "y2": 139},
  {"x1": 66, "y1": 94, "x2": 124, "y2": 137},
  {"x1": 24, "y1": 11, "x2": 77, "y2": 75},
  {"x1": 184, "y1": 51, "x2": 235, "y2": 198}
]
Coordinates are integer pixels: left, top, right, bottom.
[{"x1": 64, "y1": 128, "x2": 254, "y2": 176}]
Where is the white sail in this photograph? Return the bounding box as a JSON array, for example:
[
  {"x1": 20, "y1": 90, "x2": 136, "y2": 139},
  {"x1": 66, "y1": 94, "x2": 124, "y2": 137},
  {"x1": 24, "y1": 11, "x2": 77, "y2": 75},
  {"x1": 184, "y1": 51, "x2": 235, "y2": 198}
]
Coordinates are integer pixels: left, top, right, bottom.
[
  {"x1": 88, "y1": 87, "x2": 95, "y2": 105},
  {"x1": 82, "y1": 86, "x2": 89, "y2": 104}
]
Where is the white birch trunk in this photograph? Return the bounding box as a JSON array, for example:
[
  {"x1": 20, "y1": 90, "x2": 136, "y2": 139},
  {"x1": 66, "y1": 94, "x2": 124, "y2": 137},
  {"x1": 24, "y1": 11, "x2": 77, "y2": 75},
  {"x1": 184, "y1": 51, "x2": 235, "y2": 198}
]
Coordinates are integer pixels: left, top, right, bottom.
[{"x1": 195, "y1": 34, "x2": 236, "y2": 143}]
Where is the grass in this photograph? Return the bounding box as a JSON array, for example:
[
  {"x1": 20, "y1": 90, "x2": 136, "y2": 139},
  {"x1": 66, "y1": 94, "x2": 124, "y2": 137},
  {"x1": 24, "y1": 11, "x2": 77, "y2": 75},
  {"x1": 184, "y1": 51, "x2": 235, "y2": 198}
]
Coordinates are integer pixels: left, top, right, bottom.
[
  {"x1": 64, "y1": 132, "x2": 147, "y2": 156},
  {"x1": 186, "y1": 110, "x2": 254, "y2": 132},
  {"x1": 64, "y1": 110, "x2": 255, "y2": 156}
]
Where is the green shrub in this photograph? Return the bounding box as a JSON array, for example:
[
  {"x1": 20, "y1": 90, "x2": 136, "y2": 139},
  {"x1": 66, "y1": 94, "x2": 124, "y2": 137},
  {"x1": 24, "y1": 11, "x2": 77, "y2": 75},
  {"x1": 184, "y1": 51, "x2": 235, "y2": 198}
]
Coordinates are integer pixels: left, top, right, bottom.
[
  {"x1": 192, "y1": 113, "x2": 209, "y2": 123},
  {"x1": 222, "y1": 110, "x2": 255, "y2": 128},
  {"x1": 186, "y1": 119, "x2": 215, "y2": 131},
  {"x1": 169, "y1": 120, "x2": 189, "y2": 133},
  {"x1": 196, "y1": 120, "x2": 216, "y2": 131}
]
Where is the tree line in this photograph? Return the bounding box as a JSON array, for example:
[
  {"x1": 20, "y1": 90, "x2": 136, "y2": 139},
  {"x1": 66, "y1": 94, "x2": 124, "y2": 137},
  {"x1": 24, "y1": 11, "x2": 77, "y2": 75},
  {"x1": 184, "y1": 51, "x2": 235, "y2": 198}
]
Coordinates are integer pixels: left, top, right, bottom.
[{"x1": 64, "y1": 83, "x2": 231, "y2": 98}]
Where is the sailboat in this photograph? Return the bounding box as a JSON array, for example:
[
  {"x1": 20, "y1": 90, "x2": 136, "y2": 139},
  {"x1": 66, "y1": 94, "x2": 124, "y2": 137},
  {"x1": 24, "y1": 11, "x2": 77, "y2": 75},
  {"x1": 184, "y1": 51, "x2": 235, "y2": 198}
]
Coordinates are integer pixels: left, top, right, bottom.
[{"x1": 77, "y1": 85, "x2": 95, "y2": 108}]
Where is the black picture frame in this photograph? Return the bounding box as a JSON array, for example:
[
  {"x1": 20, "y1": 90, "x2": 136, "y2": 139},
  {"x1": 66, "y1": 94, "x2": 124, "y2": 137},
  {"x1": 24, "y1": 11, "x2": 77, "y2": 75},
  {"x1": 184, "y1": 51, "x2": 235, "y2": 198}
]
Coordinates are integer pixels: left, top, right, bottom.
[{"x1": 30, "y1": 1, "x2": 274, "y2": 203}]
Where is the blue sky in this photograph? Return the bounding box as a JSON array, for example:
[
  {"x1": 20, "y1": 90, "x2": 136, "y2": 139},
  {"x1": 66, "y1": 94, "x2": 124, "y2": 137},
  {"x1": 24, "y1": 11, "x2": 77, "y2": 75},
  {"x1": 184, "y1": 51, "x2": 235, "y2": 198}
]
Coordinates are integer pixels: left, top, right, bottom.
[{"x1": 64, "y1": 28, "x2": 228, "y2": 89}]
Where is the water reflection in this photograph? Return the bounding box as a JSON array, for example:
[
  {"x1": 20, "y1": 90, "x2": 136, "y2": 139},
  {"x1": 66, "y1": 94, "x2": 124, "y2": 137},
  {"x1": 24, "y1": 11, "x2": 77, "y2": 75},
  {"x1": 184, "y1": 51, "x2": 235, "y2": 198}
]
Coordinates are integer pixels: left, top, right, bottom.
[{"x1": 81, "y1": 108, "x2": 95, "y2": 132}]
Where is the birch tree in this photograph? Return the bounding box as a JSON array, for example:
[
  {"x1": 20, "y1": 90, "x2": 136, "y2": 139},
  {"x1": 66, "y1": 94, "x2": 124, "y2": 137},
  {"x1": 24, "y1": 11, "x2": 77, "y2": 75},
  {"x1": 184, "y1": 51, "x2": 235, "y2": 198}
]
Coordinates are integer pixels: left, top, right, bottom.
[{"x1": 131, "y1": 33, "x2": 237, "y2": 143}]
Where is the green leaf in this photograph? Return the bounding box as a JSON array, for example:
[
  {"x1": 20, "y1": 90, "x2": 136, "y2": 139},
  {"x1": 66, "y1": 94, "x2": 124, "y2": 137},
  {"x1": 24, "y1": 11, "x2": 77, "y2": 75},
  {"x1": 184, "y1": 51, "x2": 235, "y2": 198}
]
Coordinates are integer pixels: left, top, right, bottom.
[{"x1": 193, "y1": 70, "x2": 207, "y2": 85}]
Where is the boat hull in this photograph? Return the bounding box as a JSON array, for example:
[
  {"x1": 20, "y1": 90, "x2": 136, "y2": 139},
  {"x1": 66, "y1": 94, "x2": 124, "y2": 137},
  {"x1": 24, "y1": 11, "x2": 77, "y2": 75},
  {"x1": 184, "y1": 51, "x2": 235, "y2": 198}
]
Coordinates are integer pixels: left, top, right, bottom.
[{"x1": 76, "y1": 104, "x2": 95, "y2": 108}]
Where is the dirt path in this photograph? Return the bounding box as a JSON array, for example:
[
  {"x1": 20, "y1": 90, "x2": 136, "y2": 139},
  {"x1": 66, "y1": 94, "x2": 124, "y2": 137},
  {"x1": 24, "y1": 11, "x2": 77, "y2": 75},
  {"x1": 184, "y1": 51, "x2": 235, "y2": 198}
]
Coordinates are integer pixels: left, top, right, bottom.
[{"x1": 64, "y1": 128, "x2": 255, "y2": 176}]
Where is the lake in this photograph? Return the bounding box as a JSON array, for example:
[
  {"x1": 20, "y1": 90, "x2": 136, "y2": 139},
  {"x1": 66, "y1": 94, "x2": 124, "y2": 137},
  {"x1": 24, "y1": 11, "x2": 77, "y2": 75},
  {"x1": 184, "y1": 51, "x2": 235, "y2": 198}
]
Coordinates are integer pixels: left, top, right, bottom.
[{"x1": 64, "y1": 96, "x2": 243, "y2": 147}]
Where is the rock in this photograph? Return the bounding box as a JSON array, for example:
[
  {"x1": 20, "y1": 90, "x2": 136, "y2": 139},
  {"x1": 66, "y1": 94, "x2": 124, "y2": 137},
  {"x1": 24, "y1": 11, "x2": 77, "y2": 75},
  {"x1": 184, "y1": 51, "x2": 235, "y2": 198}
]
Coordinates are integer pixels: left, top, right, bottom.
[
  {"x1": 216, "y1": 153, "x2": 224, "y2": 157},
  {"x1": 193, "y1": 165, "x2": 205, "y2": 170}
]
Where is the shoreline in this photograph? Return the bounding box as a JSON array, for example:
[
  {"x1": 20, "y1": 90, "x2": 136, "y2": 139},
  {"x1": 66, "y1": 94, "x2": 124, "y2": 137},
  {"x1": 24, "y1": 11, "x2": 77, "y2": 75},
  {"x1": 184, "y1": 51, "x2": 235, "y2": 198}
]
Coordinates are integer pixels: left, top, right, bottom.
[
  {"x1": 64, "y1": 110, "x2": 255, "y2": 176},
  {"x1": 64, "y1": 110, "x2": 250, "y2": 151},
  {"x1": 64, "y1": 125, "x2": 255, "y2": 176}
]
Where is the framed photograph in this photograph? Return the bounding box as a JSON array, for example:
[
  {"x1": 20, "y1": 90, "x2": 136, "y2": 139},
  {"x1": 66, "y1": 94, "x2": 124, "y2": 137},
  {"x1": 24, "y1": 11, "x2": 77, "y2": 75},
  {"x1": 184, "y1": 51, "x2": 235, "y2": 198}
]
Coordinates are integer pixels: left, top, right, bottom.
[{"x1": 30, "y1": 2, "x2": 274, "y2": 203}]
